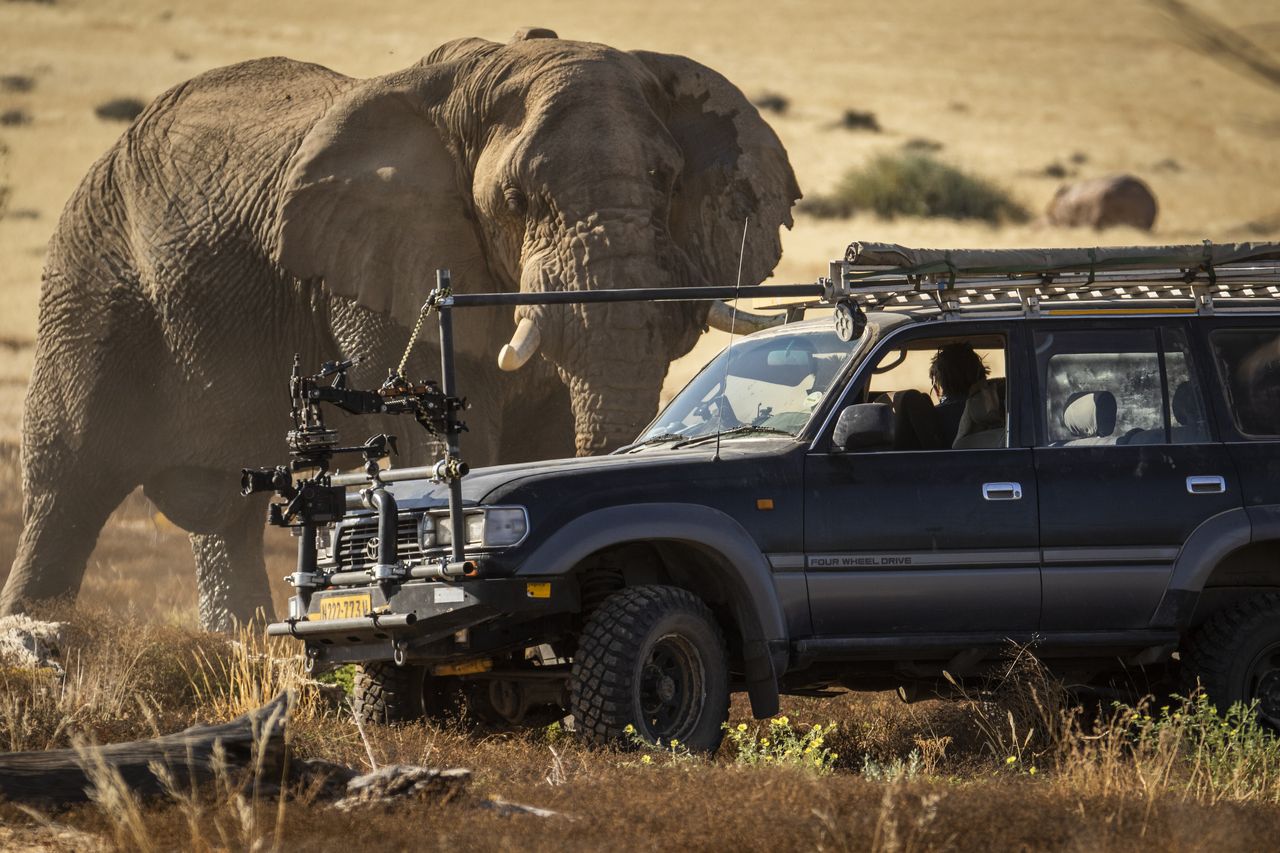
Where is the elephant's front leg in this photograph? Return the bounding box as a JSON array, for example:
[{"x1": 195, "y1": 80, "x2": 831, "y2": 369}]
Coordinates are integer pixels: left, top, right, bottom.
[{"x1": 188, "y1": 497, "x2": 273, "y2": 631}]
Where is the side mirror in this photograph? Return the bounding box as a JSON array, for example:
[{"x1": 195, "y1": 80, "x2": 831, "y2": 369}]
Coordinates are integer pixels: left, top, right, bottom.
[{"x1": 833, "y1": 403, "x2": 894, "y2": 451}]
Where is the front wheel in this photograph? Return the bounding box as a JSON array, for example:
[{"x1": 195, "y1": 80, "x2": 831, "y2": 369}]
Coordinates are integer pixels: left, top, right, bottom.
[{"x1": 570, "y1": 585, "x2": 730, "y2": 752}]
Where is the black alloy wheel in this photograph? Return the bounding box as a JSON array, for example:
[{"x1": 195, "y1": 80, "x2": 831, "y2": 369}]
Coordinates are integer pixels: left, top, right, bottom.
[{"x1": 570, "y1": 585, "x2": 730, "y2": 752}]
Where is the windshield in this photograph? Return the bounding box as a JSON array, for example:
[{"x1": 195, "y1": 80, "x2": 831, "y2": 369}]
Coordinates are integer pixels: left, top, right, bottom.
[{"x1": 636, "y1": 326, "x2": 863, "y2": 445}]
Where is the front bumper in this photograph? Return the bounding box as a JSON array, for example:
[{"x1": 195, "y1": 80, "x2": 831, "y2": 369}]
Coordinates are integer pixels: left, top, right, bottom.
[{"x1": 265, "y1": 576, "x2": 578, "y2": 663}]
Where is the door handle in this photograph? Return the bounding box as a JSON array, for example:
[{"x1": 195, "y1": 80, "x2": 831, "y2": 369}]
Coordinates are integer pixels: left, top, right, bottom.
[
  {"x1": 1186, "y1": 475, "x2": 1226, "y2": 495},
  {"x1": 982, "y1": 482, "x2": 1023, "y2": 501}
]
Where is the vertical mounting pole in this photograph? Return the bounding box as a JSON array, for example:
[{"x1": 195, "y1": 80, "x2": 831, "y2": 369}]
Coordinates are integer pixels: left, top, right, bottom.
[{"x1": 435, "y1": 269, "x2": 467, "y2": 564}]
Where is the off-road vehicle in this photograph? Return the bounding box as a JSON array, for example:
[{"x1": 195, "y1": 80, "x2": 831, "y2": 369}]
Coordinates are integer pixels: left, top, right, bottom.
[{"x1": 259, "y1": 242, "x2": 1280, "y2": 752}]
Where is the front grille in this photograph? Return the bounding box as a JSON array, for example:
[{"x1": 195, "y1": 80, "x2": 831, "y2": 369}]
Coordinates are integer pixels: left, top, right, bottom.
[{"x1": 335, "y1": 516, "x2": 422, "y2": 570}]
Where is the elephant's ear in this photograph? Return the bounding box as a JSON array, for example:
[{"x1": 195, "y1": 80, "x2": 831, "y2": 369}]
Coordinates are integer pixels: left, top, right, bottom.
[
  {"x1": 630, "y1": 51, "x2": 801, "y2": 288},
  {"x1": 270, "y1": 72, "x2": 483, "y2": 319}
]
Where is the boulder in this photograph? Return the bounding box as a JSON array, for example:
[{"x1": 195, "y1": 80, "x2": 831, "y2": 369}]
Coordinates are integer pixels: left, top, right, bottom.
[{"x1": 1047, "y1": 174, "x2": 1157, "y2": 231}]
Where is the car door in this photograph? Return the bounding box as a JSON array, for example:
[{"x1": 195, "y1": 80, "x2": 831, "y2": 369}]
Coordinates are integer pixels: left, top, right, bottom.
[
  {"x1": 803, "y1": 322, "x2": 1041, "y2": 636},
  {"x1": 1030, "y1": 320, "x2": 1243, "y2": 631}
]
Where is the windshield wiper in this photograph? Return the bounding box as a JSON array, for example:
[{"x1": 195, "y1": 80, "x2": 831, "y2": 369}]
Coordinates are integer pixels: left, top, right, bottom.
[
  {"x1": 615, "y1": 433, "x2": 686, "y2": 453},
  {"x1": 673, "y1": 425, "x2": 792, "y2": 448}
]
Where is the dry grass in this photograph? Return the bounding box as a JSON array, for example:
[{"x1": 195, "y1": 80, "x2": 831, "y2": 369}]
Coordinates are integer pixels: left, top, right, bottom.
[{"x1": 1, "y1": 610, "x2": 1278, "y2": 850}]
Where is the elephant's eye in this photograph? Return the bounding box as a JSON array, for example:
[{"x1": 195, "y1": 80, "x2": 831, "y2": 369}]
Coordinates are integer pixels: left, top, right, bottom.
[{"x1": 503, "y1": 187, "x2": 528, "y2": 216}]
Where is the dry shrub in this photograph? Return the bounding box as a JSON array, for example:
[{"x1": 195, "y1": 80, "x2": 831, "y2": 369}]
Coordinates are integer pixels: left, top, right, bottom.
[
  {"x1": 1054, "y1": 692, "x2": 1280, "y2": 804},
  {"x1": 0, "y1": 74, "x2": 35, "y2": 93},
  {"x1": 800, "y1": 152, "x2": 1030, "y2": 224},
  {"x1": 93, "y1": 97, "x2": 145, "y2": 123},
  {"x1": 752, "y1": 91, "x2": 790, "y2": 115}
]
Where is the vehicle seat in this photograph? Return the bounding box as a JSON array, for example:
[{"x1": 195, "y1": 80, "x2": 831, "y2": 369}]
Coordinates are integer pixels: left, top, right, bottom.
[
  {"x1": 1119, "y1": 381, "x2": 1210, "y2": 445},
  {"x1": 1170, "y1": 381, "x2": 1210, "y2": 442},
  {"x1": 953, "y1": 378, "x2": 1006, "y2": 448},
  {"x1": 892, "y1": 389, "x2": 946, "y2": 449},
  {"x1": 1060, "y1": 390, "x2": 1119, "y2": 446}
]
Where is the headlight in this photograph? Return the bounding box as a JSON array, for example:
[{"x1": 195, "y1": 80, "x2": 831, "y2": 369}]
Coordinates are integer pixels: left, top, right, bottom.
[
  {"x1": 432, "y1": 508, "x2": 527, "y2": 548},
  {"x1": 482, "y1": 507, "x2": 528, "y2": 546},
  {"x1": 417, "y1": 514, "x2": 436, "y2": 549}
]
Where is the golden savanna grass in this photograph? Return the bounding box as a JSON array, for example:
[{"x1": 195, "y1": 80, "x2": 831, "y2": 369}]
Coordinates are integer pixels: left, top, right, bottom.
[
  {"x1": 2, "y1": 0, "x2": 1280, "y2": 848},
  {"x1": 1, "y1": 614, "x2": 1279, "y2": 851}
]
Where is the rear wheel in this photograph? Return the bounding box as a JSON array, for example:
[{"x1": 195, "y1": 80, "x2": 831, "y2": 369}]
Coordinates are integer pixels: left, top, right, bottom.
[
  {"x1": 570, "y1": 585, "x2": 730, "y2": 752},
  {"x1": 1181, "y1": 592, "x2": 1280, "y2": 728},
  {"x1": 352, "y1": 661, "x2": 425, "y2": 725}
]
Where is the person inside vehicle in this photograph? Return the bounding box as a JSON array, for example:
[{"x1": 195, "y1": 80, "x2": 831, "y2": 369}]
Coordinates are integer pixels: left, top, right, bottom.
[
  {"x1": 892, "y1": 342, "x2": 990, "y2": 449},
  {"x1": 930, "y1": 342, "x2": 991, "y2": 446}
]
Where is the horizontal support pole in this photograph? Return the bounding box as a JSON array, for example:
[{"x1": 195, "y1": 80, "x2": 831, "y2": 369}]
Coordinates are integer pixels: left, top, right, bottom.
[
  {"x1": 265, "y1": 612, "x2": 417, "y2": 637},
  {"x1": 444, "y1": 283, "x2": 826, "y2": 308}
]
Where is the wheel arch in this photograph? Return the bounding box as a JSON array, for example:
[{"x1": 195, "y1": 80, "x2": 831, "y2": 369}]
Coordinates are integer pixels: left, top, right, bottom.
[
  {"x1": 516, "y1": 503, "x2": 788, "y2": 717},
  {"x1": 1153, "y1": 507, "x2": 1280, "y2": 628}
]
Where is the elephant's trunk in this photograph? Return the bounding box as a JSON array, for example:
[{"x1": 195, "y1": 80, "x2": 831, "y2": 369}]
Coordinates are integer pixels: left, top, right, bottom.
[{"x1": 555, "y1": 315, "x2": 668, "y2": 456}]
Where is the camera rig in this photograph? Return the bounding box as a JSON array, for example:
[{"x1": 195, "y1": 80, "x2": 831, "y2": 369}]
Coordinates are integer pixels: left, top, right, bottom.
[
  {"x1": 249, "y1": 267, "x2": 834, "y2": 623},
  {"x1": 241, "y1": 273, "x2": 476, "y2": 614}
]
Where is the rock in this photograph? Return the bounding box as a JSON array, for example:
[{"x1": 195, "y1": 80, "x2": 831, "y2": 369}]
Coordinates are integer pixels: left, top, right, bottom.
[
  {"x1": 1046, "y1": 174, "x2": 1157, "y2": 231},
  {"x1": 480, "y1": 796, "x2": 568, "y2": 819},
  {"x1": 332, "y1": 765, "x2": 472, "y2": 811},
  {"x1": 0, "y1": 614, "x2": 65, "y2": 674}
]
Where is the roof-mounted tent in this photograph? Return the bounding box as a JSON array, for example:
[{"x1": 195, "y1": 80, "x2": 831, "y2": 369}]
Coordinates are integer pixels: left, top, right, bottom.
[{"x1": 826, "y1": 241, "x2": 1280, "y2": 317}]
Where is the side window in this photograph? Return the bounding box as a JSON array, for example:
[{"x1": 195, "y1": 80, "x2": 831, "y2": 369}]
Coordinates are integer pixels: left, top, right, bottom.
[
  {"x1": 1034, "y1": 327, "x2": 1210, "y2": 447},
  {"x1": 1210, "y1": 328, "x2": 1280, "y2": 438},
  {"x1": 859, "y1": 333, "x2": 1008, "y2": 450}
]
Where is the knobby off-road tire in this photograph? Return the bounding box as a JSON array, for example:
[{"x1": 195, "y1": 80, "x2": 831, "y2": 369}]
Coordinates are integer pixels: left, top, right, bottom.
[
  {"x1": 570, "y1": 585, "x2": 730, "y2": 753},
  {"x1": 352, "y1": 662, "x2": 426, "y2": 725},
  {"x1": 1181, "y1": 592, "x2": 1280, "y2": 728}
]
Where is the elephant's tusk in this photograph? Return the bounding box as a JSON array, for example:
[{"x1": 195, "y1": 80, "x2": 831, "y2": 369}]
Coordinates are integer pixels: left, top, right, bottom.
[
  {"x1": 705, "y1": 300, "x2": 786, "y2": 335},
  {"x1": 498, "y1": 317, "x2": 542, "y2": 371}
]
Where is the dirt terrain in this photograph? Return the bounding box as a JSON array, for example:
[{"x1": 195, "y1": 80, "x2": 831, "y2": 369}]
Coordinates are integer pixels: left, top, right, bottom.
[{"x1": 1, "y1": 1, "x2": 1279, "y2": 848}]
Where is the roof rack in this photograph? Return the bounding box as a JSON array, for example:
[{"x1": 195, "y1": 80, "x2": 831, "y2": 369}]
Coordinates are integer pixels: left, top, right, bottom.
[{"x1": 826, "y1": 241, "x2": 1280, "y2": 318}]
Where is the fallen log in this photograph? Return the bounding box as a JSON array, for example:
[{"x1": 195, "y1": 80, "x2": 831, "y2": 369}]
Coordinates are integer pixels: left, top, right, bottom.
[{"x1": 0, "y1": 692, "x2": 292, "y2": 805}]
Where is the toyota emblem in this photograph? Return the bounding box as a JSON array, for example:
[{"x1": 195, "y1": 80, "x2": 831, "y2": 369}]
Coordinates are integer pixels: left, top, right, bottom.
[{"x1": 364, "y1": 537, "x2": 380, "y2": 561}]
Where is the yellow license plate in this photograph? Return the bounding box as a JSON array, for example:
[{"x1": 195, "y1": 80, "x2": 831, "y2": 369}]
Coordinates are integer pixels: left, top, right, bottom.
[{"x1": 319, "y1": 593, "x2": 373, "y2": 621}]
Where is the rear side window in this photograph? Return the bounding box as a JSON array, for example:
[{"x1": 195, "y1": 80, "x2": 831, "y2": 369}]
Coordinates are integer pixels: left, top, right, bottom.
[
  {"x1": 1034, "y1": 327, "x2": 1210, "y2": 446},
  {"x1": 1210, "y1": 329, "x2": 1280, "y2": 437}
]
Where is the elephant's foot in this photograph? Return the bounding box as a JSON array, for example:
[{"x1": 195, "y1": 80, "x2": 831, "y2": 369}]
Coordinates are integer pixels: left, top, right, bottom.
[
  {"x1": 1, "y1": 479, "x2": 134, "y2": 617},
  {"x1": 190, "y1": 504, "x2": 273, "y2": 632}
]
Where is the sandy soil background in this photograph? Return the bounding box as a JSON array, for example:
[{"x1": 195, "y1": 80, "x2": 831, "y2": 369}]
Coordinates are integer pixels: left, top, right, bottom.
[{"x1": 0, "y1": 0, "x2": 1278, "y2": 616}]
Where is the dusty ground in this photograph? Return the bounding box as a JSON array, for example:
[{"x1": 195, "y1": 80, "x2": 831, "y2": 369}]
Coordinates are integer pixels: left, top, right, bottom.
[{"x1": 1, "y1": 1, "x2": 1279, "y2": 848}]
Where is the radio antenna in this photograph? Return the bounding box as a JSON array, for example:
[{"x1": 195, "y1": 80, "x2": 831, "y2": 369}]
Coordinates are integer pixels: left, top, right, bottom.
[{"x1": 714, "y1": 217, "x2": 749, "y2": 462}]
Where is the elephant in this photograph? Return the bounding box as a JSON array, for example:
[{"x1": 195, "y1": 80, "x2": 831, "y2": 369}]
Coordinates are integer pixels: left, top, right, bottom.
[
  {"x1": 0, "y1": 29, "x2": 799, "y2": 630},
  {"x1": 1046, "y1": 174, "x2": 1158, "y2": 231}
]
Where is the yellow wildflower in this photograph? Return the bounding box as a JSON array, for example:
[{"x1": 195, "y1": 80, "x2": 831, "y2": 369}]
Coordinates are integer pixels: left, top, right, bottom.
[{"x1": 641, "y1": 754, "x2": 652, "y2": 765}]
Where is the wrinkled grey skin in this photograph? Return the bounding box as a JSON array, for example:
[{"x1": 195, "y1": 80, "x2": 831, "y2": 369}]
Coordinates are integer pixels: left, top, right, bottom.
[
  {"x1": 0, "y1": 31, "x2": 799, "y2": 630},
  {"x1": 1047, "y1": 174, "x2": 1157, "y2": 231}
]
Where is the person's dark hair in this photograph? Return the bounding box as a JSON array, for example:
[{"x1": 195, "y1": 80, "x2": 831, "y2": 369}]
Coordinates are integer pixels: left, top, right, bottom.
[{"x1": 930, "y1": 342, "x2": 988, "y2": 398}]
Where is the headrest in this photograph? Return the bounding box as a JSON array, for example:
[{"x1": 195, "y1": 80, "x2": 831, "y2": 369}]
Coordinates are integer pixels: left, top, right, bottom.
[
  {"x1": 1171, "y1": 381, "x2": 1198, "y2": 426},
  {"x1": 954, "y1": 378, "x2": 1004, "y2": 442},
  {"x1": 1063, "y1": 391, "x2": 1117, "y2": 438}
]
